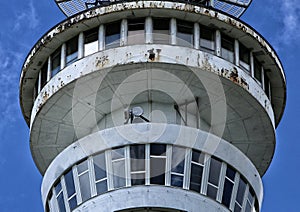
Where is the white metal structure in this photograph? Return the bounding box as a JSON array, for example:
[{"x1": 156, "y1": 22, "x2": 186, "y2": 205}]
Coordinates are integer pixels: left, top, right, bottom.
[{"x1": 20, "y1": 0, "x2": 285, "y2": 212}]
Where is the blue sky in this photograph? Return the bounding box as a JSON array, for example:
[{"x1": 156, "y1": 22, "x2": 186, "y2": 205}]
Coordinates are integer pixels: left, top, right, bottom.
[{"x1": 0, "y1": 0, "x2": 299, "y2": 211}]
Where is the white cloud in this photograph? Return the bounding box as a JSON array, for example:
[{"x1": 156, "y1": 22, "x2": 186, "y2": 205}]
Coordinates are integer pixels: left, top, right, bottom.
[
  {"x1": 279, "y1": 0, "x2": 300, "y2": 44},
  {"x1": 13, "y1": 0, "x2": 39, "y2": 31}
]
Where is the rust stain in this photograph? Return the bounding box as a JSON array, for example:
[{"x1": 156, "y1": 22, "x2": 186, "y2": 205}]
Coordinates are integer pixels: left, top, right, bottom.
[{"x1": 96, "y1": 55, "x2": 109, "y2": 68}]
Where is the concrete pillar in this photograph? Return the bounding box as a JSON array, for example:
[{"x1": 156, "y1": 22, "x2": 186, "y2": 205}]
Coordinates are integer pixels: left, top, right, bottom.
[
  {"x1": 78, "y1": 32, "x2": 84, "y2": 59},
  {"x1": 234, "y1": 39, "x2": 239, "y2": 66},
  {"x1": 145, "y1": 17, "x2": 153, "y2": 44},
  {"x1": 61, "y1": 43, "x2": 66, "y2": 69},
  {"x1": 215, "y1": 30, "x2": 221, "y2": 56},
  {"x1": 99, "y1": 25, "x2": 105, "y2": 51},
  {"x1": 47, "y1": 56, "x2": 51, "y2": 82},
  {"x1": 170, "y1": 18, "x2": 177, "y2": 45},
  {"x1": 121, "y1": 19, "x2": 128, "y2": 46},
  {"x1": 194, "y1": 23, "x2": 200, "y2": 49}
]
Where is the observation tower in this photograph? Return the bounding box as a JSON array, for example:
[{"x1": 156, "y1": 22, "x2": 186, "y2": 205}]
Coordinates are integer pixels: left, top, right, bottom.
[{"x1": 19, "y1": 0, "x2": 286, "y2": 211}]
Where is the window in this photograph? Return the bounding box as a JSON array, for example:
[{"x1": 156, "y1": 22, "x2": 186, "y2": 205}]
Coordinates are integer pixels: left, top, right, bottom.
[
  {"x1": 153, "y1": 18, "x2": 170, "y2": 44},
  {"x1": 207, "y1": 157, "x2": 222, "y2": 200},
  {"x1": 239, "y1": 43, "x2": 250, "y2": 72},
  {"x1": 128, "y1": 18, "x2": 145, "y2": 45},
  {"x1": 51, "y1": 48, "x2": 61, "y2": 77},
  {"x1": 189, "y1": 150, "x2": 205, "y2": 192},
  {"x1": 254, "y1": 57, "x2": 262, "y2": 83},
  {"x1": 245, "y1": 188, "x2": 255, "y2": 212},
  {"x1": 111, "y1": 147, "x2": 126, "y2": 188},
  {"x1": 177, "y1": 20, "x2": 193, "y2": 47},
  {"x1": 64, "y1": 169, "x2": 77, "y2": 210},
  {"x1": 200, "y1": 25, "x2": 215, "y2": 53},
  {"x1": 222, "y1": 165, "x2": 236, "y2": 207},
  {"x1": 171, "y1": 146, "x2": 185, "y2": 188},
  {"x1": 77, "y1": 160, "x2": 91, "y2": 202},
  {"x1": 150, "y1": 144, "x2": 166, "y2": 185},
  {"x1": 34, "y1": 74, "x2": 39, "y2": 99},
  {"x1": 264, "y1": 71, "x2": 271, "y2": 99},
  {"x1": 234, "y1": 176, "x2": 247, "y2": 212},
  {"x1": 84, "y1": 28, "x2": 98, "y2": 56},
  {"x1": 221, "y1": 34, "x2": 234, "y2": 63},
  {"x1": 40, "y1": 63, "x2": 48, "y2": 88},
  {"x1": 66, "y1": 36, "x2": 78, "y2": 65},
  {"x1": 130, "y1": 144, "x2": 146, "y2": 185},
  {"x1": 93, "y1": 153, "x2": 108, "y2": 195},
  {"x1": 105, "y1": 21, "x2": 121, "y2": 49},
  {"x1": 54, "y1": 182, "x2": 66, "y2": 212}
]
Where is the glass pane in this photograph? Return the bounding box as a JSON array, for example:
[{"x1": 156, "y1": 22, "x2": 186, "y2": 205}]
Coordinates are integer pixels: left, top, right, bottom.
[
  {"x1": 55, "y1": 182, "x2": 62, "y2": 195},
  {"x1": 171, "y1": 146, "x2": 185, "y2": 174},
  {"x1": 177, "y1": 20, "x2": 193, "y2": 47},
  {"x1": 66, "y1": 36, "x2": 78, "y2": 65},
  {"x1": 192, "y1": 150, "x2": 205, "y2": 164},
  {"x1": 245, "y1": 202, "x2": 252, "y2": 212},
  {"x1": 226, "y1": 166, "x2": 236, "y2": 181},
  {"x1": 131, "y1": 173, "x2": 145, "y2": 186},
  {"x1": 254, "y1": 58, "x2": 262, "y2": 82},
  {"x1": 105, "y1": 21, "x2": 120, "y2": 49},
  {"x1": 79, "y1": 172, "x2": 91, "y2": 202},
  {"x1": 112, "y1": 160, "x2": 126, "y2": 188},
  {"x1": 130, "y1": 145, "x2": 145, "y2": 172},
  {"x1": 153, "y1": 18, "x2": 170, "y2": 44},
  {"x1": 248, "y1": 188, "x2": 255, "y2": 204},
  {"x1": 57, "y1": 193, "x2": 66, "y2": 212},
  {"x1": 128, "y1": 18, "x2": 145, "y2": 45},
  {"x1": 234, "y1": 204, "x2": 242, "y2": 212},
  {"x1": 221, "y1": 34, "x2": 234, "y2": 51},
  {"x1": 200, "y1": 25, "x2": 215, "y2": 51},
  {"x1": 171, "y1": 175, "x2": 183, "y2": 188},
  {"x1": 222, "y1": 179, "x2": 234, "y2": 207},
  {"x1": 207, "y1": 184, "x2": 218, "y2": 200},
  {"x1": 84, "y1": 28, "x2": 98, "y2": 44},
  {"x1": 112, "y1": 147, "x2": 125, "y2": 160},
  {"x1": 41, "y1": 63, "x2": 48, "y2": 88},
  {"x1": 236, "y1": 177, "x2": 247, "y2": 205},
  {"x1": 190, "y1": 164, "x2": 203, "y2": 193},
  {"x1": 239, "y1": 43, "x2": 250, "y2": 64},
  {"x1": 64, "y1": 170, "x2": 75, "y2": 197},
  {"x1": 150, "y1": 157, "x2": 165, "y2": 185},
  {"x1": 51, "y1": 48, "x2": 61, "y2": 77},
  {"x1": 96, "y1": 180, "x2": 108, "y2": 195},
  {"x1": 208, "y1": 157, "x2": 222, "y2": 186},
  {"x1": 150, "y1": 144, "x2": 166, "y2": 156},
  {"x1": 77, "y1": 160, "x2": 88, "y2": 174},
  {"x1": 68, "y1": 196, "x2": 77, "y2": 211},
  {"x1": 93, "y1": 153, "x2": 106, "y2": 180}
]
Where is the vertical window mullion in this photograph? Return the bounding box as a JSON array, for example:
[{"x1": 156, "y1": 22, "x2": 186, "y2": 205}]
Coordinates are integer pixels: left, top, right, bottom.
[
  {"x1": 215, "y1": 30, "x2": 221, "y2": 56},
  {"x1": 106, "y1": 150, "x2": 113, "y2": 190},
  {"x1": 170, "y1": 18, "x2": 177, "y2": 45},
  {"x1": 230, "y1": 172, "x2": 240, "y2": 211},
  {"x1": 145, "y1": 144, "x2": 150, "y2": 185},
  {"x1": 72, "y1": 166, "x2": 82, "y2": 205},
  {"x1": 234, "y1": 39, "x2": 239, "y2": 66},
  {"x1": 121, "y1": 19, "x2": 128, "y2": 46},
  {"x1": 125, "y1": 146, "x2": 131, "y2": 187},
  {"x1": 47, "y1": 56, "x2": 51, "y2": 82},
  {"x1": 242, "y1": 185, "x2": 250, "y2": 212},
  {"x1": 183, "y1": 148, "x2": 192, "y2": 189},
  {"x1": 165, "y1": 145, "x2": 172, "y2": 186},
  {"x1": 145, "y1": 17, "x2": 153, "y2": 44},
  {"x1": 217, "y1": 162, "x2": 227, "y2": 203},
  {"x1": 88, "y1": 157, "x2": 97, "y2": 197},
  {"x1": 99, "y1": 24, "x2": 105, "y2": 51},
  {"x1": 60, "y1": 176, "x2": 71, "y2": 212},
  {"x1": 51, "y1": 187, "x2": 59, "y2": 212},
  {"x1": 201, "y1": 154, "x2": 211, "y2": 195},
  {"x1": 194, "y1": 23, "x2": 200, "y2": 49}
]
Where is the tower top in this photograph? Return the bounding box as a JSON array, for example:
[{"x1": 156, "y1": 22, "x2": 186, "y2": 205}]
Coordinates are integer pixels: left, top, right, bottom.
[{"x1": 55, "y1": 0, "x2": 252, "y2": 17}]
